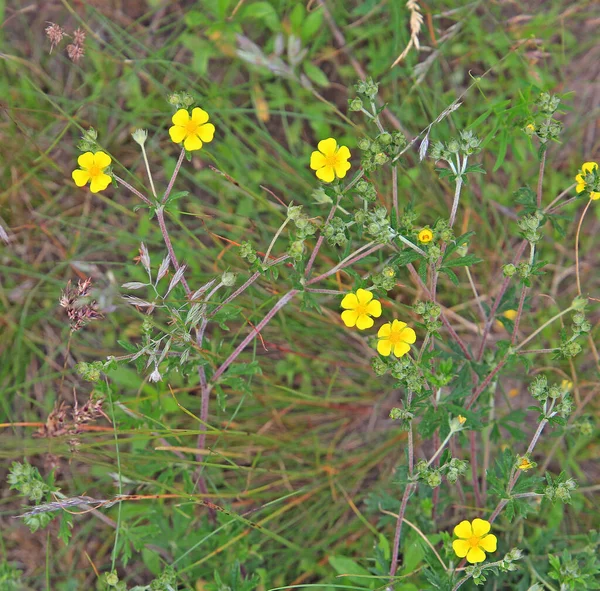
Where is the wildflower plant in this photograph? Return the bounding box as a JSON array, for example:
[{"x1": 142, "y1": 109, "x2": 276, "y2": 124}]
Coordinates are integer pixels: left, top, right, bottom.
[{"x1": 11, "y1": 39, "x2": 598, "y2": 589}]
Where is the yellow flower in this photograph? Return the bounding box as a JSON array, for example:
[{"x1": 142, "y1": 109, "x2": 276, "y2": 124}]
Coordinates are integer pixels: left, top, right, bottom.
[
  {"x1": 517, "y1": 457, "x2": 534, "y2": 471},
  {"x1": 169, "y1": 108, "x2": 215, "y2": 152},
  {"x1": 457, "y1": 415, "x2": 467, "y2": 425},
  {"x1": 377, "y1": 319, "x2": 416, "y2": 357},
  {"x1": 526, "y1": 123, "x2": 535, "y2": 132},
  {"x1": 418, "y1": 228, "x2": 433, "y2": 244},
  {"x1": 503, "y1": 309, "x2": 518, "y2": 321},
  {"x1": 452, "y1": 518, "x2": 497, "y2": 564},
  {"x1": 310, "y1": 138, "x2": 351, "y2": 183},
  {"x1": 340, "y1": 288, "x2": 382, "y2": 330},
  {"x1": 575, "y1": 161, "x2": 600, "y2": 200},
  {"x1": 72, "y1": 151, "x2": 112, "y2": 193},
  {"x1": 561, "y1": 379, "x2": 573, "y2": 392}
]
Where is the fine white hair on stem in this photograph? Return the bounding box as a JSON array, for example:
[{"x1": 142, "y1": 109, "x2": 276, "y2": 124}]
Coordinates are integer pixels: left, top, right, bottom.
[{"x1": 391, "y1": 0, "x2": 424, "y2": 68}]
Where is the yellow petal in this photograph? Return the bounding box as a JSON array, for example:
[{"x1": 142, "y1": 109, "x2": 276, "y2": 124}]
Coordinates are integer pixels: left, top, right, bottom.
[
  {"x1": 399, "y1": 327, "x2": 417, "y2": 344},
  {"x1": 466, "y1": 547, "x2": 486, "y2": 564},
  {"x1": 575, "y1": 174, "x2": 584, "y2": 184},
  {"x1": 184, "y1": 134, "x2": 203, "y2": 151},
  {"x1": 317, "y1": 137, "x2": 337, "y2": 156},
  {"x1": 366, "y1": 299, "x2": 382, "y2": 317},
  {"x1": 93, "y1": 151, "x2": 111, "y2": 169},
  {"x1": 169, "y1": 125, "x2": 187, "y2": 144},
  {"x1": 77, "y1": 152, "x2": 95, "y2": 169},
  {"x1": 391, "y1": 320, "x2": 407, "y2": 333},
  {"x1": 316, "y1": 166, "x2": 335, "y2": 183},
  {"x1": 576, "y1": 182, "x2": 586, "y2": 194},
  {"x1": 337, "y1": 145, "x2": 351, "y2": 160},
  {"x1": 355, "y1": 314, "x2": 374, "y2": 330},
  {"x1": 191, "y1": 107, "x2": 209, "y2": 125},
  {"x1": 72, "y1": 169, "x2": 90, "y2": 187},
  {"x1": 378, "y1": 323, "x2": 392, "y2": 338},
  {"x1": 334, "y1": 159, "x2": 351, "y2": 179},
  {"x1": 172, "y1": 109, "x2": 190, "y2": 126},
  {"x1": 590, "y1": 191, "x2": 600, "y2": 200},
  {"x1": 356, "y1": 288, "x2": 373, "y2": 305},
  {"x1": 340, "y1": 293, "x2": 359, "y2": 309},
  {"x1": 377, "y1": 338, "x2": 392, "y2": 356},
  {"x1": 89, "y1": 172, "x2": 112, "y2": 193},
  {"x1": 310, "y1": 151, "x2": 327, "y2": 170},
  {"x1": 454, "y1": 520, "x2": 472, "y2": 539},
  {"x1": 341, "y1": 309, "x2": 358, "y2": 327},
  {"x1": 197, "y1": 123, "x2": 215, "y2": 143},
  {"x1": 471, "y1": 518, "x2": 491, "y2": 537},
  {"x1": 581, "y1": 161, "x2": 598, "y2": 174},
  {"x1": 393, "y1": 341, "x2": 411, "y2": 358},
  {"x1": 479, "y1": 534, "x2": 497, "y2": 553},
  {"x1": 452, "y1": 539, "x2": 470, "y2": 558}
]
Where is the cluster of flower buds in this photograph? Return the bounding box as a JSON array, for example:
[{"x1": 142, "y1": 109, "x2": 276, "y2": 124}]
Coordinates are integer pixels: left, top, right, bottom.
[
  {"x1": 528, "y1": 375, "x2": 574, "y2": 417},
  {"x1": 414, "y1": 300, "x2": 442, "y2": 333},
  {"x1": 323, "y1": 217, "x2": 348, "y2": 247},
  {"x1": 358, "y1": 132, "x2": 407, "y2": 172},
  {"x1": 354, "y1": 179, "x2": 377, "y2": 203},
  {"x1": 7, "y1": 462, "x2": 50, "y2": 503},
  {"x1": 517, "y1": 211, "x2": 545, "y2": 244},
  {"x1": 167, "y1": 91, "x2": 195, "y2": 110},
  {"x1": 239, "y1": 241, "x2": 258, "y2": 264},
  {"x1": 371, "y1": 266, "x2": 397, "y2": 292},
  {"x1": 430, "y1": 130, "x2": 482, "y2": 161},
  {"x1": 77, "y1": 127, "x2": 99, "y2": 153},
  {"x1": 353, "y1": 76, "x2": 379, "y2": 100},
  {"x1": 545, "y1": 476, "x2": 577, "y2": 504},
  {"x1": 389, "y1": 407, "x2": 414, "y2": 431},
  {"x1": 287, "y1": 203, "x2": 317, "y2": 240},
  {"x1": 356, "y1": 206, "x2": 393, "y2": 243}
]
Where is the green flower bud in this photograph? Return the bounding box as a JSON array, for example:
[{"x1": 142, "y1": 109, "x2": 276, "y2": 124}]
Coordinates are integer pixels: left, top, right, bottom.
[
  {"x1": 371, "y1": 357, "x2": 388, "y2": 376},
  {"x1": 221, "y1": 271, "x2": 236, "y2": 287},
  {"x1": 503, "y1": 263, "x2": 517, "y2": 277},
  {"x1": 357, "y1": 137, "x2": 371, "y2": 151},
  {"x1": 131, "y1": 128, "x2": 148, "y2": 147},
  {"x1": 348, "y1": 97, "x2": 363, "y2": 112}
]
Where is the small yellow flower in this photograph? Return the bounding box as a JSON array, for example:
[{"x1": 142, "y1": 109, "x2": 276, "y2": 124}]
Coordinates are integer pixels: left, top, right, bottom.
[
  {"x1": 503, "y1": 309, "x2": 518, "y2": 321},
  {"x1": 169, "y1": 108, "x2": 215, "y2": 152},
  {"x1": 508, "y1": 388, "x2": 519, "y2": 398},
  {"x1": 377, "y1": 319, "x2": 416, "y2": 357},
  {"x1": 310, "y1": 138, "x2": 351, "y2": 183},
  {"x1": 457, "y1": 415, "x2": 467, "y2": 425},
  {"x1": 452, "y1": 518, "x2": 497, "y2": 564},
  {"x1": 575, "y1": 161, "x2": 600, "y2": 200},
  {"x1": 561, "y1": 379, "x2": 573, "y2": 392},
  {"x1": 340, "y1": 288, "x2": 382, "y2": 330},
  {"x1": 418, "y1": 228, "x2": 433, "y2": 244},
  {"x1": 526, "y1": 123, "x2": 535, "y2": 132},
  {"x1": 517, "y1": 457, "x2": 534, "y2": 471},
  {"x1": 72, "y1": 151, "x2": 112, "y2": 193}
]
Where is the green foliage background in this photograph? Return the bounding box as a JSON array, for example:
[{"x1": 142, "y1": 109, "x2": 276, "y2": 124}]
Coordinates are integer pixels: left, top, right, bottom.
[{"x1": 0, "y1": 0, "x2": 598, "y2": 589}]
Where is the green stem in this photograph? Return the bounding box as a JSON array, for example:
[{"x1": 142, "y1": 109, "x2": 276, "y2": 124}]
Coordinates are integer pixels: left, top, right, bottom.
[{"x1": 107, "y1": 380, "x2": 123, "y2": 570}]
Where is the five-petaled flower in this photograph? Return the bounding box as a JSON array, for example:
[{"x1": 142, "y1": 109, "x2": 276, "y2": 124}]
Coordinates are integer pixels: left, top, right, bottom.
[
  {"x1": 517, "y1": 457, "x2": 534, "y2": 471},
  {"x1": 452, "y1": 518, "x2": 497, "y2": 564},
  {"x1": 340, "y1": 288, "x2": 382, "y2": 330},
  {"x1": 418, "y1": 228, "x2": 433, "y2": 244},
  {"x1": 310, "y1": 138, "x2": 351, "y2": 182},
  {"x1": 169, "y1": 108, "x2": 215, "y2": 152},
  {"x1": 377, "y1": 319, "x2": 416, "y2": 357},
  {"x1": 575, "y1": 161, "x2": 599, "y2": 200},
  {"x1": 72, "y1": 151, "x2": 112, "y2": 193}
]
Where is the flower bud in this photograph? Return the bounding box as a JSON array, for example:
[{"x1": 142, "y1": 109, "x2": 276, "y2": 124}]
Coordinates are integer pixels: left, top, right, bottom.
[
  {"x1": 131, "y1": 128, "x2": 148, "y2": 147},
  {"x1": 221, "y1": 271, "x2": 236, "y2": 287}
]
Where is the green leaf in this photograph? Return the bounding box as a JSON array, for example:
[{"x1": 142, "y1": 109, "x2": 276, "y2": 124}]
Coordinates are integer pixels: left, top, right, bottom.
[
  {"x1": 440, "y1": 267, "x2": 459, "y2": 286},
  {"x1": 302, "y1": 8, "x2": 324, "y2": 41},
  {"x1": 328, "y1": 556, "x2": 371, "y2": 588},
  {"x1": 392, "y1": 249, "x2": 421, "y2": 267},
  {"x1": 243, "y1": 1, "x2": 280, "y2": 30},
  {"x1": 303, "y1": 62, "x2": 329, "y2": 87},
  {"x1": 442, "y1": 254, "x2": 483, "y2": 268}
]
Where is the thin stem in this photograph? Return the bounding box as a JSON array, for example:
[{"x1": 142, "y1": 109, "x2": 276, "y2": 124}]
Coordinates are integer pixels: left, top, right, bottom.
[
  {"x1": 575, "y1": 198, "x2": 592, "y2": 296},
  {"x1": 389, "y1": 483, "x2": 416, "y2": 578},
  {"x1": 513, "y1": 306, "x2": 574, "y2": 353},
  {"x1": 155, "y1": 207, "x2": 191, "y2": 294},
  {"x1": 263, "y1": 218, "x2": 290, "y2": 265},
  {"x1": 448, "y1": 156, "x2": 467, "y2": 228},
  {"x1": 211, "y1": 290, "x2": 299, "y2": 383},
  {"x1": 470, "y1": 430, "x2": 482, "y2": 508},
  {"x1": 426, "y1": 429, "x2": 456, "y2": 468},
  {"x1": 209, "y1": 271, "x2": 261, "y2": 318},
  {"x1": 397, "y1": 232, "x2": 426, "y2": 256},
  {"x1": 307, "y1": 242, "x2": 384, "y2": 285},
  {"x1": 162, "y1": 148, "x2": 186, "y2": 205},
  {"x1": 536, "y1": 149, "x2": 547, "y2": 208},
  {"x1": 114, "y1": 175, "x2": 152, "y2": 206},
  {"x1": 106, "y1": 379, "x2": 123, "y2": 570},
  {"x1": 511, "y1": 284, "x2": 528, "y2": 346},
  {"x1": 305, "y1": 196, "x2": 341, "y2": 278},
  {"x1": 141, "y1": 144, "x2": 157, "y2": 199},
  {"x1": 464, "y1": 267, "x2": 486, "y2": 323},
  {"x1": 392, "y1": 165, "x2": 399, "y2": 223}
]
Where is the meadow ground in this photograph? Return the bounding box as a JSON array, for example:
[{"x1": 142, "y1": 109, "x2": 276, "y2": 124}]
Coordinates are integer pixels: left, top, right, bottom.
[{"x1": 0, "y1": 1, "x2": 599, "y2": 590}]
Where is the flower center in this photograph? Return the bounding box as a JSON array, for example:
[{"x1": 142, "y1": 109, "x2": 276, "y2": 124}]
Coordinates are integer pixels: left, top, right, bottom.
[
  {"x1": 354, "y1": 303, "x2": 368, "y2": 316},
  {"x1": 388, "y1": 330, "x2": 402, "y2": 344},
  {"x1": 88, "y1": 164, "x2": 101, "y2": 177},
  {"x1": 324, "y1": 152, "x2": 340, "y2": 168},
  {"x1": 468, "y1": 536, "x2": 481, "y2": 548},
  {"x1": 185, "y1": 120, "x2": 199, "y2": 135}
]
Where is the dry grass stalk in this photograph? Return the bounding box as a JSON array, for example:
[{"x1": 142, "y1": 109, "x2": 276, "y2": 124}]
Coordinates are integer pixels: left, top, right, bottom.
[{"x1": 391, "y1": 0, "x2": 424, "y2": 68}]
